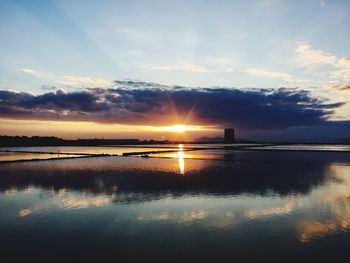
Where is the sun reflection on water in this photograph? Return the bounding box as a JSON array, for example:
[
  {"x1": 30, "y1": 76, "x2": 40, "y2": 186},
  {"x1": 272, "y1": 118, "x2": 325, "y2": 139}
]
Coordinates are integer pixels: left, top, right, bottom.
[{"x1": 178, "y1": 144, "x2": 185, "y2": 175}]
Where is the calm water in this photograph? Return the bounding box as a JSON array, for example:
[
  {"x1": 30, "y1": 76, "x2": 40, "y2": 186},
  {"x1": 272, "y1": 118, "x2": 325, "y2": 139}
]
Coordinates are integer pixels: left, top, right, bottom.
[
  {"x1": 0, "y1": 149, "x2": 350, "y2": 262},
  {"x1": 0, "y1": 146, "x2": 178, "y2": 155},
  {"x1": 0, "y1": 152, "x2": 87, "y2": 162},
  {"x1": 247, "y1": 144, "x2": 350, "y2": 152}
]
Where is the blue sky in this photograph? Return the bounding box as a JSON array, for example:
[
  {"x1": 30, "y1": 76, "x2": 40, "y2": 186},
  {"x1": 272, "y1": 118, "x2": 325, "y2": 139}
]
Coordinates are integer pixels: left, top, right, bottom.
[{"x1": 0, "y1": 0, "x2": 349, "y2": 140}]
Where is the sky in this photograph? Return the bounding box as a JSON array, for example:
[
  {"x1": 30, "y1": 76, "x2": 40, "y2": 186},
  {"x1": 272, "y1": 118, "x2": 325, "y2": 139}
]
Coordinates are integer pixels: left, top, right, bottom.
[{"x1": 0, "y1": 0, "x2": 349, "y2": 141}]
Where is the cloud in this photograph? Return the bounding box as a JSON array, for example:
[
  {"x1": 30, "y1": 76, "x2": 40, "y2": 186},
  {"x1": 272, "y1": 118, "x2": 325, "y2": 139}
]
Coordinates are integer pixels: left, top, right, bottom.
[
  {"x1": 243, "y1": 67, "x2": 291, "y2": 81},
  {"x1": 329, "y1": 68, "x2": 350, "y2": 82},
  {"x1": 113, "y1": 80, "x2": 171, "y2": 89},
  {"x1": 18, "y1": 68, "x2": 54, "y2": 79},
  {"x1": 339, "y1": 84, "x2": 350, "y2": 91},
  {"x1": 295, "y1": 43, "x2": 350, "y2": 85},
  {"x1": 330, "y1": 58, "x2": 350, "y2": 82},
  {"x1": 0, "y1": 81, "x2": 344, "y2": 129},
  {"x1": 18, "y1": 70, "x2": 114, "y2": 86},
  {"x1": 19, "y1": 68, "x2": 37, "y2": 75},
  {"x1": 139, "y1": 62, "x2": 208, "y2": 73},
  {"x1": 140, "y1": 63, "x2": 292, "y2": 80},
  {"x1": 295, "y1": 44, "x2": 337, "y2": 66},
  {"x1": 61, "y1": 76, "x2": 114, "y2": 86},
  {"x1": 336, "y1": 57, "x2": 350, "y2": 68}
]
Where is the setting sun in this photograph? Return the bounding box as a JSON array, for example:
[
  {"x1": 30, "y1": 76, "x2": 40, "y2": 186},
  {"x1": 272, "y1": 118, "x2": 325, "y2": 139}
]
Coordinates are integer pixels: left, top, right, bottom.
[
  {"x1": 144, "y1": 124, "x2": 216, "y2": 134},
  {"x1": 163, "y1": 125, "x2": 193, "y2": 133},
  {"x1": 159, "y1": 125, "x2": 206, "y2": 133},
  {"x1": 1, "y1": 1, "x2": 350, "y2": 262}
]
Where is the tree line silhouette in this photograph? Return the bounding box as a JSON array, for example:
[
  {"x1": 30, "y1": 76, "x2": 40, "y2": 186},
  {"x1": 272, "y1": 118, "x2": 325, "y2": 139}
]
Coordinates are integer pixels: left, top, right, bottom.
[{"x1": 0, "y1": 136, "x2": 141, "y2": 147}]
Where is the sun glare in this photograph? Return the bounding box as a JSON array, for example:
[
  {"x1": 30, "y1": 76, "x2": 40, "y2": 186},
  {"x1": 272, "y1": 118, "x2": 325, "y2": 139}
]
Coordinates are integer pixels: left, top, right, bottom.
[
  {"x1": 158, "y1": 124, "x2": 207, "y2": 133},
  {"x1": 165, "y1": 125, "x2": 189, "y2": 133}
]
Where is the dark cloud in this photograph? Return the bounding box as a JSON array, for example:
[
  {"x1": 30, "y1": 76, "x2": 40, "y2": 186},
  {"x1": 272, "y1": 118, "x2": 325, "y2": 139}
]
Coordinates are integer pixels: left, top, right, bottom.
[{"x1": 0, "y1": 82, "x2": 344, "y2": 130}]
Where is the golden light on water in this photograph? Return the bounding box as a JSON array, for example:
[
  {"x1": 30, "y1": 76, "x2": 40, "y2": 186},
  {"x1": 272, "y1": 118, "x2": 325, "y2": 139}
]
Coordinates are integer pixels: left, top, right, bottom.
[{"x1": 178, "y1": 144, "x2": 185, "y2": 175}]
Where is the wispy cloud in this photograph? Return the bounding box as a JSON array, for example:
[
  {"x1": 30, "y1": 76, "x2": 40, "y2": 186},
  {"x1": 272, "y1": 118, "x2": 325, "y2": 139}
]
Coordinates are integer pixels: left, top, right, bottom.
[
  {"x1": 340, "y1": 85, "x2": 350, "y2": 91},
  {"x1": 336, "y1": 57, "x2": 350, "y2": 68},
  {"x1": 295, "y1": 43, "x2": 350, "y2": 85},
  {"x1": 18, "y1": 68, "x2": 53, "y2": 79},
  {"x1": 331, "y1": 83, "x2": 350, "y2": 91},
  {"x1": 332, "y1": 58, "x2": 350, "y2": 82},
  {"x1": 61, "y1": 76, "x2": 114, "y2": 86},
  {"x1": 139, "y1": 62, "x2": 208, "y2": 73},
  {"x1": 18, "y1": 70, "x2": 114, "y2": 87},
  {"x1": 329, "y1": 69, "x2": 350, "y2": 82},
  {"x1": 140, "y1": 62, "x2": 294, "y2": 83},
  {"x1": 19, "y1": 68, "x2": 37, "y2": 75},
  {"x1": 243, "y1": 67, "x2": 291, "y2": 81},
  {"x1": 295, "y1": 43, "x2": 337, "y2": 66}
]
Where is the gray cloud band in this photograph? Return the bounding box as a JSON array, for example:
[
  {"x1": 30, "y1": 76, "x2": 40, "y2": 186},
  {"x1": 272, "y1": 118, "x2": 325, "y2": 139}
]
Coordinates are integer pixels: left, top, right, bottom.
[{"x1": 0, "y1": 82, "x2": 344, "y2": 129}]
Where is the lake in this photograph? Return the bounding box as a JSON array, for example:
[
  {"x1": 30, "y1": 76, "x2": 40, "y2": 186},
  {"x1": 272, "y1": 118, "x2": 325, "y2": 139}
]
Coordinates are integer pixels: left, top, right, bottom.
[{"x1": 0, "y1": 146, "x2": 350, "y2": 262}]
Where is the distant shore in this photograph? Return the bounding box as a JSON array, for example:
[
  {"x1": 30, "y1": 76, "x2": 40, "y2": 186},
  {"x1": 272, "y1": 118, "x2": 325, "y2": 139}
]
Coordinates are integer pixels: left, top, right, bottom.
[{"x1": 1, "y1": 135, "x2": 349, "y2": 148}]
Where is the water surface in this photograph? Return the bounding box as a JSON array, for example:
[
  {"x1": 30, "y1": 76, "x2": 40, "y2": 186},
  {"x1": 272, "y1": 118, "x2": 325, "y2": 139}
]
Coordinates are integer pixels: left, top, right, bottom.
[{"x1": 0, "y1": 150, "x2": 350, "y2": 262}]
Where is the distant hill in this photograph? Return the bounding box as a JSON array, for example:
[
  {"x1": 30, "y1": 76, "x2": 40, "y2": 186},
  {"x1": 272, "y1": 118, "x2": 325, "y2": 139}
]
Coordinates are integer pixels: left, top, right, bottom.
[{"x1": 193, "y1": 136, "x2": 258, "y2": 143}]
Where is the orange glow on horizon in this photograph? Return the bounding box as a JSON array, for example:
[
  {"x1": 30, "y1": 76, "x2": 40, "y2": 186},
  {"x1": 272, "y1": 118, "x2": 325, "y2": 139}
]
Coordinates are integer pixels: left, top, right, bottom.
[
  {"x1": 0, "y1": 118, "x2": 220, "y2": 140},
  {"x1": 147, "y1": 124, "x2": 216, "y2": 133}
]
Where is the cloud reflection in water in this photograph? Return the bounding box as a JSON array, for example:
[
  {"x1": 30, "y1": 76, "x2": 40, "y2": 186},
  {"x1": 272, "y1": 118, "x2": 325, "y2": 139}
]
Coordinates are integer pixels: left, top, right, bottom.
[
  {"x1": 17, "y1": 188, "x2": 116, "y2": 217},
  {"x1": 297, "y1": 165, "x2": 350, "y2": 242},
  {"x1": 0, "y1": 153, "x2": 350, "y2": 251}
]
